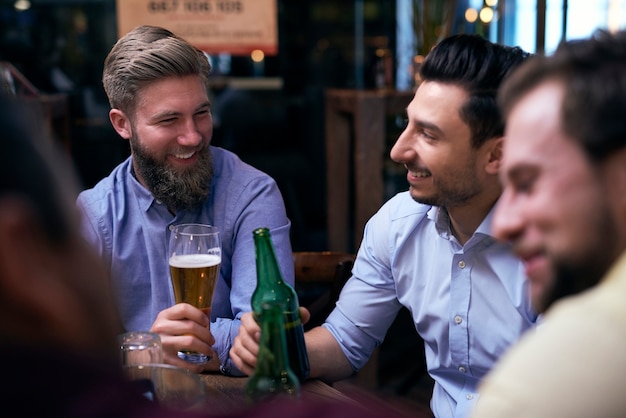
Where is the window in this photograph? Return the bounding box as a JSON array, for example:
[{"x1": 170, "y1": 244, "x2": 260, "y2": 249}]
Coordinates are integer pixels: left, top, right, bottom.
[{"x1": 502, "y1": 0, "x2": 626, "y2": 54}]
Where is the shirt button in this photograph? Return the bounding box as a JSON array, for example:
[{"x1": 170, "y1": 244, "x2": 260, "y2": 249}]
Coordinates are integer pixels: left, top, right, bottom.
[
  {"x1": 459, "y1": 366, "x2": 466, "y2": 373},
  {"x1": 458, "y1": 260, "x2": 466, "y2": 268},
  {"x1": 466, "y1": 394, "x2": 474, "y2": 400},
  {"x1": 454, "y1": 315, "x2": 463, "y2": 324}
]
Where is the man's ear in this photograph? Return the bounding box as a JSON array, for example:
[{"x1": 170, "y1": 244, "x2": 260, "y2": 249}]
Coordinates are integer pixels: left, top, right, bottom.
[
  {"x1": 484, "y1": 136, "x2": 503, "y2": 175},
  {"x1": 109, "y1": 109, "x2": 132, "y2": 140}
]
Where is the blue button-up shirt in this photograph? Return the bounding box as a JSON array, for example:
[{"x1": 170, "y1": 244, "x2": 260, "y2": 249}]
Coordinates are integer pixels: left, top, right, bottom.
[
  {"x1": 76, "y1": 146, "x2": 293, "y2": 375},
  {"x1": 324, "y1": 191, "x2": 537, "y2": 418}
]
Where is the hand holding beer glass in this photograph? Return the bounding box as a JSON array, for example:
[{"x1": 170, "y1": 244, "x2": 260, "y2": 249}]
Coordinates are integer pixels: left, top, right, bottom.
[{"x1": 168, "y1": 224, "x2": 221, "y2": 364}]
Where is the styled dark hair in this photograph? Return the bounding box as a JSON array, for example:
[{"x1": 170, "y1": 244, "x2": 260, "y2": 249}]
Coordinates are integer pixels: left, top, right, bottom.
[
  {"x1": 499, "y1": 29, "x2": 626, "y2": 162},
  {"x1": 102, "y1": 25, "x2": 211, "y2": 116},
  {"x1": 420, "y1": 34, "x2": 531, "y2": 147},
  {"x1": 0, "y1": 95, "x2": 79, "y2": 244}
]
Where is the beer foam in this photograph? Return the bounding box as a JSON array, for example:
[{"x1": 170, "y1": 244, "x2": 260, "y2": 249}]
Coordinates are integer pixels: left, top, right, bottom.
[{"x1": 169, "y1": 253, "x2": 221, "y2": 268}]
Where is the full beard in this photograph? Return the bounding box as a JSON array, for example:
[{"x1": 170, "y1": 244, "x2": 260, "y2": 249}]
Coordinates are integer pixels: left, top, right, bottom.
[
  {"x1": 131, "y1": 136, "x2": 213, "y2": 212},
  {"x1": 541, "y1": 212, "x2": 619, "y2": 312},
  {"x1": 543, "y1": 258, "x2": 607, "y2": 312}
]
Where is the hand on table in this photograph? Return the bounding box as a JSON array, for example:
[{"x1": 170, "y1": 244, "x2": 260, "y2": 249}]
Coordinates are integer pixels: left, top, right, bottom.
[
  {"x1": 150, "y1": 303, "x2": 216, "y2": 373},
  {"x1": 230, "y1": 306, "x2": 310, "y2": 376}
]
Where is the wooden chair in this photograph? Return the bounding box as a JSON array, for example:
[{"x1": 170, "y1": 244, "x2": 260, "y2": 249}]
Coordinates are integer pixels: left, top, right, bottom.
[{"x1": 293, "y1": 251, "x2": 355, "y2": 330}]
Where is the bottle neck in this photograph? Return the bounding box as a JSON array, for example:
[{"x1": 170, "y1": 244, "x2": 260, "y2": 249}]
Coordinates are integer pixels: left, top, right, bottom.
[
  {"x1": 254, "y1": 235, "x2": 284, "y2": 286},
  {"x1": 252, "y1": 228, "x2": 294, "y2": 313}
]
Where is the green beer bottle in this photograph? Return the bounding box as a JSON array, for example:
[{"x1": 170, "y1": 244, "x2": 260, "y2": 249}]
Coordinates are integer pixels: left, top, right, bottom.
[
  {"x1": 251, "y1": 227, "x2": 310, "y2": 381},
  {"x1": 245, "y1": 301, "x2": 300, "y2": 402}
]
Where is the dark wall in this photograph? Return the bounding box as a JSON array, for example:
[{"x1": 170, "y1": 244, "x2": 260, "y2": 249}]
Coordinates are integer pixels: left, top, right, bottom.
[{"x1": 0, "y1": 0, "x2": 399, "y2": 251}]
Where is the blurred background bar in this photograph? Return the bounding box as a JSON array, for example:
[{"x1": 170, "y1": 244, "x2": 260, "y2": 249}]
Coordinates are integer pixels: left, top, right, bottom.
[
  {"x1": 2, "y1": 0, "x2": 625, "y2": 404},
  {"x1": 1, "y1": 0, "x2": 623, "y2": 252}
]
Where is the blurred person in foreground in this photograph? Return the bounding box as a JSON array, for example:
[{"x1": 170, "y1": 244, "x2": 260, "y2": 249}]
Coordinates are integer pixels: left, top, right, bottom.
[
  {"x1": 76, "y1": 25, "x2": 294, "y2": 375},
  {"x1": 471, "y1": 29, "x2": 626, "y2": 418},
  {"x1": 0, "y1": 95, "x2": 405, "y2": 418},
  {"x1": 0, "y1": 95, "x2": 143, "y2": 416},
  {"x1": 231, "y1": 34, "x2": 537, "y2": 418}
]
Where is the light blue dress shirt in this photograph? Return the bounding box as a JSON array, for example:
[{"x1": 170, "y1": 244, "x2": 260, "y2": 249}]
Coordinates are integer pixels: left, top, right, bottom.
[
  {"x1": 77, "y1": 146, "x2": 293, "y2": 375},
  {"x1": 324, "y1": 191, "x2": 537, "y2": 418}
]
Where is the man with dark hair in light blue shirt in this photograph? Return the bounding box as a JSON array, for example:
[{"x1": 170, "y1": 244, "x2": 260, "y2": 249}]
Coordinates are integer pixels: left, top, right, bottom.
[
  {"x1": 77, "y1": 25, "x2": 293, "y2": 376},
  {"x1": 232, "y1": 34, "x2": 538, "y2": 418}
]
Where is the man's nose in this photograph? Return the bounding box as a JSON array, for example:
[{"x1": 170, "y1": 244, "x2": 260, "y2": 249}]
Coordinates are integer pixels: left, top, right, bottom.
[
  {"x1": 492, "y1": 189, "x2": 524, "y2": 243},
  {"x1": 177, "y1": 119, "x2": 203, "y2": 146},
  {"x1": 390, "y1": 128, "x2": 414, "y2": 163}
]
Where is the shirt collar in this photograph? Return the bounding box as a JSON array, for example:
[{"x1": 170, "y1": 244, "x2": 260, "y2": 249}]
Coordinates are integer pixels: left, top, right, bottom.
[
  {"x1": 428, "y1": 206, "x2": 448, "y2": 236},
  {"x1": 127, "y1": 160, "x2": 158, "y2": 212},
  {"x1": 428, "y1": 204, "x2": 498, "y2": 242},
  {"x1": 478, "y1": 206, "x2": 496, "y2": 237}
]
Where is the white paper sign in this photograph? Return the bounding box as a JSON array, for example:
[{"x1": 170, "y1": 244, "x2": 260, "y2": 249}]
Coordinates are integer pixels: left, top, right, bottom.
[{"x1": 116, "y1": 0, "x2": 278, "y2": 55}]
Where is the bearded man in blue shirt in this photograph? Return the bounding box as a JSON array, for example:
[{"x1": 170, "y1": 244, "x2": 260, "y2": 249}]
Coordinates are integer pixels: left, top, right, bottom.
[
  {"x1": 77, "y1": 25, "x2": 293, "y2": 376},
  {"x1": 231, "y1": 34, "x2": 538, "y2": 417}
]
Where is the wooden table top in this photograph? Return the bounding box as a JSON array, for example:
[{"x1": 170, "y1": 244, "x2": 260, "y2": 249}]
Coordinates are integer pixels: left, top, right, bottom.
[{"x1": 198, "y1": 372, "x2": 361, "y2": 414}]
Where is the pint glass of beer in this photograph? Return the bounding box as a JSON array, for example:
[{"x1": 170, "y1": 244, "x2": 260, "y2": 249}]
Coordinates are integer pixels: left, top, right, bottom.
[{"x1": 168, "y1": 223, "x2": 221, "y2": 364}]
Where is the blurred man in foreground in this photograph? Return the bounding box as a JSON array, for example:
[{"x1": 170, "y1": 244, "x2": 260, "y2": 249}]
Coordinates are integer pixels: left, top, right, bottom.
[
  {"x1": 0, "y1": 96, "x2": 146, "y2": 416},
  {"x1": 471, "y1": 29, "x2": 626, "y2": 417}
]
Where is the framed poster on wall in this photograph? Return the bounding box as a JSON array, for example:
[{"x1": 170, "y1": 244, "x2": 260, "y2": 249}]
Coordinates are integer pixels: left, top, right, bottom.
[{"x1": 116, "y1": 0, "x2": 277, "y2": 55}]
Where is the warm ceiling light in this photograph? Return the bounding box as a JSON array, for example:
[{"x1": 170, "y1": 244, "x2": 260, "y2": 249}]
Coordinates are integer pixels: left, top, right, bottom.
[
  {"x1": 465, "y1": 8, "x2": 478, "y2": 23},
  {"x1": 608, "y1": 0, "x2": 622, "y2": 33},
  {"x1": 485, "y1": 0, "x2": 498, "y2": 7},
  {"x1": 14, "y1": 0, "x2": 30, "y2": 11},
  {"x1": 479, "y1": 7, "x2": 494, "y2": 23},
  {"x1": 250, "y1": 49, "x2": 265, "y2": 63}
]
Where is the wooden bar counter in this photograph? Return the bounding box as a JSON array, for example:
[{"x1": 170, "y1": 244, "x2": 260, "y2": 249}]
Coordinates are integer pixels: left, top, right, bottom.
[
  {"x1": 200, "y1": 373, "x2": 354, "y2": 411},
  {"x1": 198, "y1": 373, "x2": 433, "y2": 417},
  {"x1": 198, "y1": 373, "x2": 365, "y2": 415}
]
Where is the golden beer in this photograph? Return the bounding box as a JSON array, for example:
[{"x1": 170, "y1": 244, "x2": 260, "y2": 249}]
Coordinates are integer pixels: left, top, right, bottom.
[
  {"x1": 169, "y1": 253, "x2": 221, "y2": 312},
  {"x1": 168, "y1": 224, "x2": 220, "y2": 364}
]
